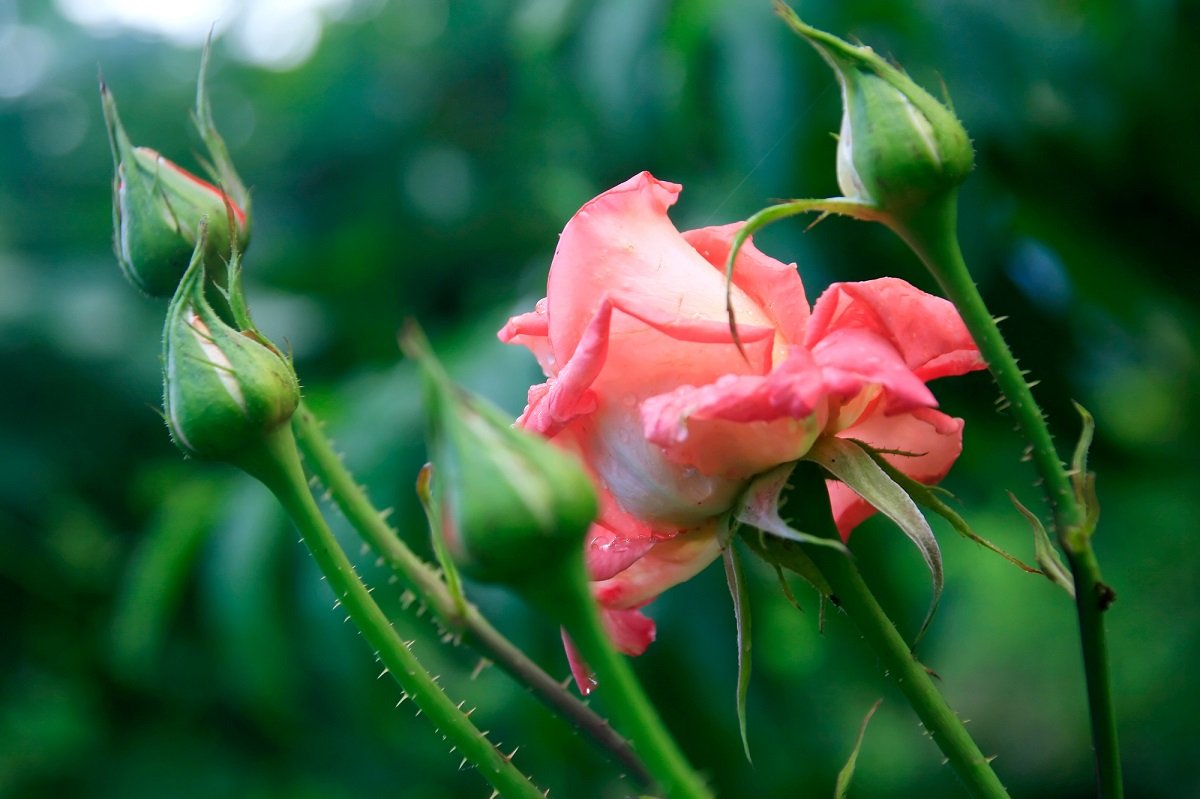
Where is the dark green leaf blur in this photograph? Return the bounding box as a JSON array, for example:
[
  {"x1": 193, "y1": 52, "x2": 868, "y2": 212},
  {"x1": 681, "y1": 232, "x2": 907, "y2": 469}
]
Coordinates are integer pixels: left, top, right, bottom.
[{"x1": 1, "y1": 1, "x2": 1196, "y2": 797}]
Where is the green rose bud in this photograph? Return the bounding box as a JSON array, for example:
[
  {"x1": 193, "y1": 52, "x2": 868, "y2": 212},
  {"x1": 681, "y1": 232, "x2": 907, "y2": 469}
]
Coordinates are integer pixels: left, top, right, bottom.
[
  {"x1": 101, "y1": 81, "x2": 249, "y2": 297},
  {"x1": 402, "y1": 327, "x2": 598, "y2": 586},
  {"x1": 779, "y1": 6, "x2": 973, "y2": 215},
  {"x1": 163, "y1": 228, "x2": 298, "y2": 460}
]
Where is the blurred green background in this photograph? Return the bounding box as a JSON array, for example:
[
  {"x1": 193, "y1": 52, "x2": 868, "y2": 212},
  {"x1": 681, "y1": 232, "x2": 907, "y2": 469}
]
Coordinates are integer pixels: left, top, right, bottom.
[{"x1": 2, "y1": 0, "x2": 1197, "y2": 796}]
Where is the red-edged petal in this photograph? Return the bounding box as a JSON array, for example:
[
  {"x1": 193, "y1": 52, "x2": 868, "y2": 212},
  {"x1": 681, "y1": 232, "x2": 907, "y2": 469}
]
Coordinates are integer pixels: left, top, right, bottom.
[
  {"x1": 683, "y1": 223, "x2": 810, "y2": 344},
  {"x1": 603, "y1": 607, "x2": 657, "y2": 655},
  {"x1": 641, "y1": 329, "x2": 938, "y2": 477},
  {"x1": 586, "y1": 523, "x2": 658, "y2": 582},
  {"x1": 811, "y1": 327, "x2": 937, "y2": 419},
  {"x1": 562, "y1": 608, "x2": 656, "y2": 695},
  {"x1": 561, "y1": 631, "x2": 596, "y2": 695},
  {"x1": 498, "y1": 298, "x2": 556, "y2": 376},
  {"x1": 517, "y1": 291, "x2": 774, "y2": 439},
  {"x1": 584, "y1": 481, "x2": 665, "y2": 581},
  {"x1": 806, "y1": 278, "x2": 984, "y2": 381},
  {"x1": 640, "y1": 366, "x2": 828, "y2": 478},
  {"x1": 545, "y1": 172, "x2": 778, "y2": 372},
  {"x1": 592, "y1": 522, "x2": 723, "y2": 609},
  {"x1": 827, "y1": 407, "x2": 966, "y2": 538}
]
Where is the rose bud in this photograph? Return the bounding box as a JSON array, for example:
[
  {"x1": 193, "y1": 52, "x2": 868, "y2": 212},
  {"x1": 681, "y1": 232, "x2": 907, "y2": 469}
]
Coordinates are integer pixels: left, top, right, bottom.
[
  {"x1": 101, "y1": 81, "x2": 248, "y2": 297},
  {"x1": 778, "y1": 6, "x2": 973, "y2": 217},
  {"x1": 401, "y1": 325, "x2": 598, "y2": 587},
  {"x1": 162, "y1": 226, "x2": 298, "y2": 460}
]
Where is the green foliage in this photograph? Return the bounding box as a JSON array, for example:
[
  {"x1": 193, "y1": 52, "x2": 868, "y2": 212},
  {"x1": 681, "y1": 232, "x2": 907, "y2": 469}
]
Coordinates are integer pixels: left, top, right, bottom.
[{"x1": 2, "y1": 0, "x2": 1198, "y2": 797}]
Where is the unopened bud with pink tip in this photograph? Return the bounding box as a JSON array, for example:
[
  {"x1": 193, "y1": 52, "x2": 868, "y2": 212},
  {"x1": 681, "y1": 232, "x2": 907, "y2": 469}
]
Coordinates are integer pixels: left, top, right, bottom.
[{"x1": 101, "y1": 80, "x2": 249, "y2": 297}]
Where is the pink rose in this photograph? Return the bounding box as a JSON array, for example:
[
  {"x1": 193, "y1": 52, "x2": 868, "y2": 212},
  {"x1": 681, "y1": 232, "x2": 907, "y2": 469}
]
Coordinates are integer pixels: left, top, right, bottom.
[{"x1": 499, "y1": 172, "x2": 983, "y2": 688}]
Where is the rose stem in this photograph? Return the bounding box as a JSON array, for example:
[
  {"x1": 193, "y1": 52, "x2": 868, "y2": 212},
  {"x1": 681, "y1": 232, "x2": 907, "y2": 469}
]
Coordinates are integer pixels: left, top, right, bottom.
[
  {"x1": 743, "y1": 463, "x2": 1010, "y2": 799},
  {"x1": 524, "y1": 553, "x2": 713, "y2": 799},
  {"x1": 891, "y1": 193, "x2": 1122, "y2": 799},
  {"x1": 231, "y1": 424, "x2": 546, "y2": 798},
  {"x1": 290, "y1": 402, "x2": 651, "y2": 785}
]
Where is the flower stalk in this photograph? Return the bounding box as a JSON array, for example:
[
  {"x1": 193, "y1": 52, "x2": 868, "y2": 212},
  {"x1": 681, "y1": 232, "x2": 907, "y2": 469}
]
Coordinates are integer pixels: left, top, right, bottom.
[
  {"x1": 733, "y1": 10, "x2": 1123, "y2": 795},
  {"x1": 889, "y1": 195, "x2": 1122, "y2": 799},
  {"x1": 749, "y1": 530, "x2": 1010, "y2": 799},
  {"x1": 742, "y1": 460, "x2": 1011, "y2": 799},
  {"x1": 235, "y1": 424, "x2": 547, "y2": 799},
  {"x1": 523, "y1": 550, "x2": 713, "y2": 799},
  {"x1": 290, "y1": 402, "x2": 652, "y2": 785}
]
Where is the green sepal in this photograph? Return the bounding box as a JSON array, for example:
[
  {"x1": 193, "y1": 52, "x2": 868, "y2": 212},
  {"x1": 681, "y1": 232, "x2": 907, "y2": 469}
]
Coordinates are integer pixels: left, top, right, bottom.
[
  {"x1": 1009, "y1": 493, "x2": 1075, "y2": 599},
  {"x1": 721, "y1": 540, "x2": 753, "y2": 764},
  {"x1": 220, "y1": 242, "x2": 256, "y2": 336},
  {"x1": 401, "y1": 324, "x2": 598, "y2": 587},
  {"x1": 804, "y1": 437, "x2": 942, "y2": 648},
  {"x1": 734, "y1": 463, "x2": 837, "y2": 604},
  {"x1": 724, "y1": 198, "x2": 883, "y2": 356},
  {"x1": 734, "y1": 464, "x2": 837, "y2": 626},
  {"x1": 849, "y1": 439, "x2": 1040, "y2": 574},
  {"x1": 162, "y1": 226, "x2": 299, "y2": 461},
  {"x1": 742, "y1": 529, "x2": 835, "y2": 608},
  {"x1": 193, "y1": 34, "x2": 252, "y2": 223},
  {"x1": 735, "y1": 464, "x2": 849, "y2": 553},
  {"x1": 834, "y1": 699, "x2": 883, "y2": 799}
]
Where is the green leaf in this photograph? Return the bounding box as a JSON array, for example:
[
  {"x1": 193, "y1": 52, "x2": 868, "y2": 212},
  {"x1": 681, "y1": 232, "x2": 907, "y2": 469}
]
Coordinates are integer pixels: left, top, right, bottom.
[
  {"x1": 109, "y1": 478, "x2": 219, "y2": 680},
  {"x1": 805, "y1": 437, "x2": 942, "y2": 647},
  {"x1": 834, "y1": 698, "x2": 883, "y2": 799},
  {"x1": 722, "y1": 542, "x2": 753, "y2": 764},
  {"x1": 850, "y1": 439, "x2": 1040, "y2": 574},
  {"x1": 1009, "y1": 493, "x2": 1075, "y2": 599},
  {"x1": 1071, "y1": 400, "x2": 1095, "y2": 488},
  {"x1": 1067, "y1": 402, "x2": 1101, "y2": 550}
]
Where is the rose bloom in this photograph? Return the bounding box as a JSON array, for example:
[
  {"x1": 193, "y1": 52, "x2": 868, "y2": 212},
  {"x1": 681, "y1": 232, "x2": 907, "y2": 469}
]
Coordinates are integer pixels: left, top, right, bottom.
[{"x1": 499, "y1": 172, "x2": 983, "y2": 689}]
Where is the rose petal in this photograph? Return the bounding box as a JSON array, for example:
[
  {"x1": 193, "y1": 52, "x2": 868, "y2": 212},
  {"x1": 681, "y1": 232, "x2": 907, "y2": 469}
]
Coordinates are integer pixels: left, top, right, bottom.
[
  {"x1": 561, "y1": 631, "x2": 596, "y2": 695},
  {"x1": 602, "y1": 606, "x2": 657, "y2": 655},
  {"x1": 498, "y1": 297, "x2": 556, "y2": 376},
  {"x1": 641, "y1": 329, "x2": 938, "y2": 476},
  {"x1": 562, "y1": 608, "x2": 657, "y2": 695},
  {"x1": 586, "y1": 523, "x2": 658, "y2": 581},
  {"x1": 806, "y1": 278, "x2": 984, "y2": 381},
  {"x1": 592, "y1": 522, "x2": 723, "y2": 609},
  {"x1": 517, "y1": 291, "x2": 775, "y2": 439},
  {"x1": 545, "y1": 172, "x2": 778, "y2": 375},
  {"x1": 811, "y1": 327, "x2": 937, "y2": 419},
  {"x1": 683, "y1": 223, "x2": 810, "y2": 344},
  {"x1": 640, "y1": 364, "x2": 828, "y2": 478}
]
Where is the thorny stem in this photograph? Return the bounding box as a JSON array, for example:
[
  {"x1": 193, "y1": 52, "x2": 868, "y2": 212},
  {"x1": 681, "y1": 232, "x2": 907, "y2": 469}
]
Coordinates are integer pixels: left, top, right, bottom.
[
  {"x1": 526, "y1": 553, "x2": 713, "y2": 799},
  {"x1": 742, "y1": 498, "x2": 1010, "y2": 799},
  {"x1": 892, "y1": 193, "x2": 1122, "y2": 799},
  {"x1": 235, "y1": 426, "x2": 545, "y2": 799},
  {"x1": 291, "y1": 403, "x2": 652, "y2": 786}
]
